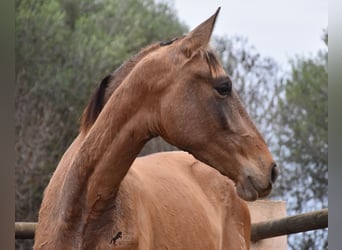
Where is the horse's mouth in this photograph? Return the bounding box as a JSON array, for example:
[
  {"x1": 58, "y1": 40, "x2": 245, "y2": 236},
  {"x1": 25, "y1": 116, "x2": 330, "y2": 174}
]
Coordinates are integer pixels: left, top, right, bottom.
[{"x1": 235, "y1": 176, "x2": 272, "y2": 201}]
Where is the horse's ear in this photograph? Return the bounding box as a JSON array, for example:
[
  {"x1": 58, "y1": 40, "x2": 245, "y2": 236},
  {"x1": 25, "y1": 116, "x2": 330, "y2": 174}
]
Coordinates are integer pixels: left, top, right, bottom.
[{"x1": 181, "y1": 7, "x2": 220, "y2": 57}]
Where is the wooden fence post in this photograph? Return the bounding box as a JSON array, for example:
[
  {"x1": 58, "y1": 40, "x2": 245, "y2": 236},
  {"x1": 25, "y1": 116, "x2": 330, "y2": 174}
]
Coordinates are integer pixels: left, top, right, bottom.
[{"x1": 248, "y1": 200, "x2": 287, "y2": 250}]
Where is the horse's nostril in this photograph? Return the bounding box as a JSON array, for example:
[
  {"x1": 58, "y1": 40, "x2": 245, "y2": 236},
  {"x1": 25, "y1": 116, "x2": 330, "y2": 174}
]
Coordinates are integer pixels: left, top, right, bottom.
[{"x1": 271, "y1": 163, "x2": 279, "y2": 183}]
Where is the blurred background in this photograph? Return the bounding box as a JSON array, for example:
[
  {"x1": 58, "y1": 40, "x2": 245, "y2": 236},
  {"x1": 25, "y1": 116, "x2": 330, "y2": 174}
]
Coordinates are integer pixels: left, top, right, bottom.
[{"x1": 15, "y1": 0, "x2": 327, "y2": 249}]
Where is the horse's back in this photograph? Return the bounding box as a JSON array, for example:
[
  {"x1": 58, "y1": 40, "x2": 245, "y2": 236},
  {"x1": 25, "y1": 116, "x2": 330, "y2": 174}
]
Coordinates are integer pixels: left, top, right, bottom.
[{"x1": 109, "y1": 151, "x2": 251, "y2": 249}]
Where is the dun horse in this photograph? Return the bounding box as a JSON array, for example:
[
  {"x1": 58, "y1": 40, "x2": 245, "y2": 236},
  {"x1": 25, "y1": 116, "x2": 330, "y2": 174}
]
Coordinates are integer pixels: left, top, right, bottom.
[{"x1": 34, "y1": 8, "x2": 278, "y2": 249}]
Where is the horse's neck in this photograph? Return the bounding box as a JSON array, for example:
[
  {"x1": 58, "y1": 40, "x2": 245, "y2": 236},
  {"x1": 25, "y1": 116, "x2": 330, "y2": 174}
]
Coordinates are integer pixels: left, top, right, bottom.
[{"x1": 55, "y1": 84, "x2": 151, "y2": 239}]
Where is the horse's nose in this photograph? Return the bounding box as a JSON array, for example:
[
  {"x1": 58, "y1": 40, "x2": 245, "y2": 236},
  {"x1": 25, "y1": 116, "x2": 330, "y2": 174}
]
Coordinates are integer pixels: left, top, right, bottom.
[{"x1": 270, "y1": 163, "x2": 279, "y2": 184}]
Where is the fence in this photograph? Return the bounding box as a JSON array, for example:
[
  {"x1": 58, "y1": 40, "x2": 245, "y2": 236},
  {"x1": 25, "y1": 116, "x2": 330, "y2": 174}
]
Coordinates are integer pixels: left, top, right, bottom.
[
  {"x1": 15, "y1": 208, "x2": 328, "y2": 242},
  {"x1": 251, "y1": 208, "x2": 327, "y2": 242}
]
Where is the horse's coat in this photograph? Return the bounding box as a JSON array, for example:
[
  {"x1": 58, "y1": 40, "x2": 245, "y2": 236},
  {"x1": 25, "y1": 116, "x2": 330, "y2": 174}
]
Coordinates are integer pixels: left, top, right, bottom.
[{"x1": 34, "y1": 8, "x2": 277, "y2": 249}]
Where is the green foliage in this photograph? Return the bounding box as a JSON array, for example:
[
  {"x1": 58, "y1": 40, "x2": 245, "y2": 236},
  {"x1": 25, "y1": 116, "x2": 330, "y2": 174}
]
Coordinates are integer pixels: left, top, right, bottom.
[
  {"x1": 274, "y1": 30, "x2": 328, "y2": 249},
  {"x1": 276, "y1": 32, "x2": 328, "y2": 199},
  {"x1": 280, "y1": 57, "x2": 327, "y2": 168},
  {"x1": 15, "y1": 0, "x2": 187, "y2": 228}
]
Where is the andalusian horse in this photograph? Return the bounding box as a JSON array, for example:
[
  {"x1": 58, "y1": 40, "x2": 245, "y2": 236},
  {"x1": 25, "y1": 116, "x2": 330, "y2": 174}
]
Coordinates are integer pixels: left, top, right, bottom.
[{"x1": 34, "y1": 8, "x2": 278, "y2": 249}]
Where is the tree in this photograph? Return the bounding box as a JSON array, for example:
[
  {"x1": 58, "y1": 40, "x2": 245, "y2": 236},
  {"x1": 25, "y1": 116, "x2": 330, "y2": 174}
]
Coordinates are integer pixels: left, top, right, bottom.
[
  {"x1": 274, "y1": 31, "x2": 328, "y2": 249},
  {"x1": 15, "y1": 0, "x2": 186, "y2": 248}
]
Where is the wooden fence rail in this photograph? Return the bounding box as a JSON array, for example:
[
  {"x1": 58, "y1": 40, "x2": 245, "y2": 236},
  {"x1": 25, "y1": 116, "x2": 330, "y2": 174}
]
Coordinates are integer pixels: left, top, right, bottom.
[
  {"x1": 15, "y1": 209, "x2": 328, "y2": 241},
  {"x1": 251, "y1": 208, "x2": 328, "y2": 242},
  {"x1": 15, "y1": 222, "x2": 36, "y2": 239}
]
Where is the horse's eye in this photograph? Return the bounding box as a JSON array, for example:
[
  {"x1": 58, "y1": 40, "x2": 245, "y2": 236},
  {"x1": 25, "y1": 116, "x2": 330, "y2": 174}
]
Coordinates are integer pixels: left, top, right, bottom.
[{"x1": 214, "y1": 81, "x2": 232, "y2": 97}]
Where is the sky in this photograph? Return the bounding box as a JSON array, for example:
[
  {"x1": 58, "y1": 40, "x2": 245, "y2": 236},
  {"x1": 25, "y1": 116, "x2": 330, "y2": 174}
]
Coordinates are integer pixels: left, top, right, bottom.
[{"x1": 172, "y1": 0, "x2": 328, "y2": 67}]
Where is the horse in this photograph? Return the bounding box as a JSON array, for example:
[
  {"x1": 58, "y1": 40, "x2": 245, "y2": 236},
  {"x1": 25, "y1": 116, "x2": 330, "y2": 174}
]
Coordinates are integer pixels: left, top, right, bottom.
[{"x1": 34, "y1": 8, "x2": 278, "y2": 249}]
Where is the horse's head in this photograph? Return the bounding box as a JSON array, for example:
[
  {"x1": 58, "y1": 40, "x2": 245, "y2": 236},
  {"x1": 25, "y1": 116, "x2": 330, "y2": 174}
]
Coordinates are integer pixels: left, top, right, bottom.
[
  {"x1": 142, "y1": 8, "x2": 278, "y2": 201},
  {"x1": 81, "y1": 8, "x2": 278, "y2": 201}
]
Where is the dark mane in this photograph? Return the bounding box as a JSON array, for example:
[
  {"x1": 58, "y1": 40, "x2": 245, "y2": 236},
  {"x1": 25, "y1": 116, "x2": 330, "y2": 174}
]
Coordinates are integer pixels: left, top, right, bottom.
[
  {"x1": 80, "y1": 43, "x2": 161, "y2": 133},
  {"x1": 80, "y1": 74, "x2": 112, "y2": 133}
]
